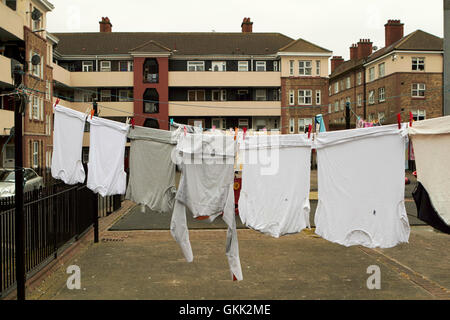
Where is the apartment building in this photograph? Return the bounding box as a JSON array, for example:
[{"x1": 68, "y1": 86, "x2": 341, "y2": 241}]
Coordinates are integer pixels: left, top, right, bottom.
[
  {"x1": 51, "y1": 17, "x2": 331, "y2": 134},
  {"x1": 0, "y1": 0, "x2": 55, "y2": 172},
  {"x1": 329, "y1": 20, "x2": 444, "y2": 129}
]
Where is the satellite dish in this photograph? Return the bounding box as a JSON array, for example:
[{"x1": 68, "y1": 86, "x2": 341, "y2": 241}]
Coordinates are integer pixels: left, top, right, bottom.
[
  {"x1": 31, "y1": 8, "x2": 42, "y2": 21},
  {"x1": 31, "y1": 54, "x2": 41, "y2": 65}
]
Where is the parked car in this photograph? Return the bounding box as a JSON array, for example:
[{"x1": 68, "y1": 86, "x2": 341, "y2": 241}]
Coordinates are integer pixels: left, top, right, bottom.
[{"x1": 0, "y1": 168, "x2": 44, "y2": 199}]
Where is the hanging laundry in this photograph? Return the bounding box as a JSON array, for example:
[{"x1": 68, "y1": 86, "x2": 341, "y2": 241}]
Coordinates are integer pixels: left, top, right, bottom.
[
  {"x1": 408, "y1": 115, "x2": 450, "y2": 232},
  {"x1": 125, "y1": 126, "x2": 178, "y2": 214},
  {"x1": 171, "y1": 133, "x2": 243, "y2": 281},
  {"x1": 87, "y1": 116, "x2": 129, "y2": 196},
  {"x1": 238, "y1": 134, "x2": 312, "y2": 238},
  {"x1": 51, "y1": 105, "x2": 86, "y2": 185},
  {"x1": 313, "y1": 124, "x2": 410, "y2": 248}
]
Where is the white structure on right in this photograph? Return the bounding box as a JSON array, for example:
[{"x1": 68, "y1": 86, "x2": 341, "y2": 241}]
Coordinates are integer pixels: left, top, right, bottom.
[{"x1": 313, "y1": 125, "x2": 410, "y2": 248}]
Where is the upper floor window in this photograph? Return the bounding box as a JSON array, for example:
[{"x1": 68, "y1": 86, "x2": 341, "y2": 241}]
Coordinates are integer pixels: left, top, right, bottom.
[
  {"x1": 378, "y1": 62, "x2": 385, "y2": 78},
  {"x1": 100, "y1": 90, "x2": 111, "y2": 102},
  {"x1": 273, "y1": 61, "x2": 279, "y2": 72},
  {"x1": 272, "y1": 89, "x2": 280, "y2": 101},
  {"x1": 143, "y1": 88, "x2": 159, "y2": 113},
  {"x1": 187, "y1": 61, "x2": 204, "y2": 71},
  {"x1": 378, "y1": 112, "x2": 385, "y2": 123},
  {"x1": 298, "y1": 118, "x2": 313, "y2": 134},
  {"x1": 328, "y1": 85, "x2": 331, "y2": 96},
  {"x1": 32, "y1": 8, "x2": 42, "y2": 31},
  {"x1": 30, "y1": 52, "x2": 42, "y2": 78},
  {"x1": 255, "y1": 89, "x2": 267, "y2": 101},
  {"x1": 237, "y1": 89, "x2": 249, "y2": 101},
  {"x1": 119, "y1": 61, "x2": 133, "y2": 72},
  {"x1": 334, "y1": 82, "x2": 339, "y2": 94},
  {"x1": 188, "y1": 90, "x2": 205, "y2": 101},
  {"x1": 368, "y1": 90, "x2": 375, "y2": 104},
  {"x1": 238, "y1": 61, "x2": 248, "y2": 72},
  {"x1": 119, "y1": 90, "x2": 133, "y2": 102},
  {"x1": 378, "y1": 87, "x2": 385, "y2": 102},
  {"x1": 412, "y1": 57, "x2": 425, "y2": 71},
  {"x1": 368, "y1": 67, "x2": 375, "y2": 82},
  {"x1": 346, "y1": 76, "x2": 351, "y2": 89},
  {"x1": 212, "y1": 61, "x2": 226, "y2": 72},
  {"x1": 82, "y1": 61, "x2": 93, "y2": 72},
  {"x1": 315, "y1": 90, "x2": 321, "y2": 105},
  {"x1": 357, "y1": 72, "x2": 362, "y2": 85},
  {"x1": 289, "y1": 118, "x2": 295, "y2": 133},
  {"x1": 412, "y1": 83, "x2": 426, "y2": 97},
  {"x1": 357, "y1": 94, "x2": 363, "y2": 106},
  {"x1": 334, "y1": 101, "x2": 339, "y2": 112},
  {"x1": 289, "y1": 90, "x2": 295, "y2": 105},
  {"x1": 144, "y1": 58, "x2": 159, "y2": 83},
  {"x1": 298, "y1": 89, "x2": 312, "y2": 105},
  {"x1": 340, "y1": 99, "x2": 345, "y2": 110},
  {"x1": 100, "y1": 61, "x2": 111, "y2": 72},
  {"x1": 289, "y1": 60, "x2": 294, "y2": 75},
  {"x1": 212, "y1": 89, "x2": 227, "y2": 101},
  {"x1": 255, "y1": 61, "x2": 266, "y2": 72},
  {"x1": 316, "y1": 61, "x2": 321, "y2": 75},
  {"x1": 298, "y1": 60, "x2": 312, "y2": 76}
]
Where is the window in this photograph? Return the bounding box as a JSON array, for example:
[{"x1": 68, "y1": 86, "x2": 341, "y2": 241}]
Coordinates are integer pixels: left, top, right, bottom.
[
  {"x1": 368, "y1": 90, "x2": 375, "y2": 104},
  {"x1": 100, "y1": 61, "x2": 111, "y2": 72},
  {"x1": 212, "y1": 118, "x2": 224, "y2": 129},
  {"x1": 32, "y1": 141, "x2": 39, "y2": 169},
  {"x1": 237, "y1": 90, "x2": 249, "y2": 101},
  {"x1": 83, "y1": 92, "x2": 96, "y2": 102},
  {"x1": 298, "y1": 60, "x2": 312, "y2": 75},
  {"x1": 340, "y1": 99, "x2": 345, "y2": 111},
  {"x1": 273, "y1": 61, "x2": 279, "y2": 72},
  {"x1": 328, "y1": 85, "x2": 331, "y2": 96},
  {"x1": 289, "y1": 60, "x2": 294, "y2": 75},
  {"x1": 315, "y1": 90, "x2": 321, "y2": 105},
  {"x1": 238, "y1": 119, "x2": 248, "y2": 129},
  {"x1": 298, "y1": 118, "x2": 313, "y2": 134},
  {"x1": 212, "y1": 89, "x2": 227, "y2": 101},
  {"x1": 119, "y1": 61, "x2": 130, "y2": 72},
  {"x1": 119, "y1": 90, "x2": 132, "y2": 102},
  {"x1": 32, "y1": 8, "x2": 42, "y2": 31},
  {"x1": 378, "y1": 112, "x2": 385, "y2": 123},
  {"x1": 143, "y1": 88, "x2": 159, "y2": 113},
  {"x1": 128, "y1": 61, "x2": 134, "y2": 71},
  {"x1": 187, "y1": 61, "x2": 204, "y2": 71},
  {"x1": 31, "y1": 52, "x2": 41, "y2": 78},
  {"x1": 334, "y1": 82, "x2": 339, "y2": 94},
  {"x1": 144, "y1": 102, "x2": 159, "y2": 113},
  {"x1": 378, "y1": 62, "x2": 385, "y2": 78},
  {"x1": 357, "y1": 72, "x2": 362, "y2": 85},
  {"x1": 255, "y1": 61, "x2": 266, "y2": 72},
  {"x1": 298, "y1": 89, "x2": 312, "y2": 105},
  {"x1": 346, "y1": 77, "x2": 351, "y2": 89},
  {"x1": 255, "y1": 89, "x2": 267, "y2": 101},
  {"x1": 316, "y1": 60, "x2": 321, "y2": 75},
  {"x1": 45, "y1": 80, "x2": 50, "y2": 101},
  {"x1": 238, "y1": 61, "x2": 248, "y2": 72},
  {"x1": 357, "y1": 94, "x2": 362, "y2": 107},
  {"x1": 412, "y1": 110, "x2": 426, "y2": 121},
  {"x1": 328, "y1": 104, "x2": 332, "y2": 114},
  {"x1": 334, "y1": 101, "x2": 339, "y2": 112},
  {"x1": 378, "y1": 87, "x2": 385, "y2": 102},
  {"x1": 188, "y1": 90, "x2": 205, "y2": 101},
  {"x1": 272, "y1": 89, "x2": 280, "y2": 101},
  {"x1": 412, "y1": 83, "x2": 426, "y2": 97},
  {"x1": 32, "y1": 96, "x2": 39, "y2": 119},
  {"x1": 212, "y1": 61, "x2": 226, "y2": 72},
  {"x1": 369, "y1": 67, "x2": 375, "y2": 81},
  {"x1": 289, "y1": 90, "x2": 295, "y2": 105},
  {"x1": 412, "y1": 57, "x2": 425, "y2": 71},
  {"x1": 100, "y1": 90, "x2": 111, "y2": 102},
  {"x1": 82, "y1": 61, "x2": 93, "y2": 72},
  {"x1": 289, "y1": 118, "x2": 295, "y2": 133}
]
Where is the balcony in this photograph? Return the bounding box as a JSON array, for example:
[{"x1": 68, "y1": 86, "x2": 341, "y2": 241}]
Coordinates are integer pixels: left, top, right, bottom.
[
  {"x1": 52, "y1": 63, "x2": 72, "y2": 87},
  {"x1": 0, "y1": 109, "x2": 14, "y2": 136},
  {"x1": 52, "y1": 66, "x2": 134, "y2": 87},
  {"x1": 168, "y1": 101, "x2": 281, "y2": 117},
  {"x1": 0, "y1": 55, "x2": 14, "y2": 86},
  {"x1": 168, "y1": 71, "x2": 281, "y2": 87},
  {"x1": 0, "y1": 2, "x2": 24, "y2": 41},
  {"x1": 53, "y1": 97, "x2": 134, "y2": 118}
]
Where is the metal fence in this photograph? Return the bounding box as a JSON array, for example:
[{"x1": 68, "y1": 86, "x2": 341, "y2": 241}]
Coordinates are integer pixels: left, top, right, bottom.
[{"x1": 0, "y1": 183, "x2": 121, "y2": 298}]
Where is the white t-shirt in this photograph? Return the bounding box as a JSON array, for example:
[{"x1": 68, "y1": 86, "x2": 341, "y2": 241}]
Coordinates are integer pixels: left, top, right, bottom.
[
  {"x1": 313, "y1": 125, "x2": 410, "y2": 248},
  {"x1": 87, "y1": 116, "x2": 129, "y2": 196},
  {"x1": 238, "y1": 134, "x2": 312, "y2": 237},
  {"x1": 51, "y1": 105, "x2": 86, "y2": 185}
]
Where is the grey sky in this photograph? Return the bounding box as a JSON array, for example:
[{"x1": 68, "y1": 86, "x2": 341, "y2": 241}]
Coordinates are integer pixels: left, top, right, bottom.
[{"x1": 46, "y1": 0, "x2": 444, "y2": 60}]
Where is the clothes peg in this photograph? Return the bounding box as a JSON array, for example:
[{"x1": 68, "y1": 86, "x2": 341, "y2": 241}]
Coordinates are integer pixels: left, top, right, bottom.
[
  {"x1": 184, "y1": 126, "x2": 187, "y2": 136},
  {"x1": 307, "y1": 124, "x2": 312, "y2": 139},
  {"x1": 212, "y1": 125, "x2": 216, "y2": 132},
  {"x1": 243, "y1": 127, "x2": 247, "y2": 140},
  {"x1": 54, "y1": 98, "x2": 60, "y2": 108},
  {"x1": 90, "y1": 109, "x2": 95, "y2": 119},
  {"x1": 131, "y1": 118, "x2": 135, "y2": 129},
  {"x1": 234, "y1": 127, "x2": 238, "y2": 141},
  {"x1": 397, "y1": 113, "x2": 401, "y2": 129},
  {"x1": 170, "y1": 118, "x2": 174, "y2": 125},
  {"x1": 409, "y1": 111, "x2": 413, "y2": 127}
]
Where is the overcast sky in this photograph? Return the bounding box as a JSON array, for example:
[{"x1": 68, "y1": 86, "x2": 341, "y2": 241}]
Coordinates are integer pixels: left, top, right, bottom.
[{"x1": 46, "y1": 0, "x2": 444, "y2": 60}]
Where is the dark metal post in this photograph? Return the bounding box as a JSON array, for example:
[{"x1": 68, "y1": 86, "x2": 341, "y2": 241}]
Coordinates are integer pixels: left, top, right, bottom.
[
  {"x1": 345, "y1": 102, "x2": 351, "y2": 129},
  {"x1": 92, "y1": 100, "x2": 99, "y2": 243},
  {"x1": 14, "y1": 92, "x2": 26, "y2": 300}
]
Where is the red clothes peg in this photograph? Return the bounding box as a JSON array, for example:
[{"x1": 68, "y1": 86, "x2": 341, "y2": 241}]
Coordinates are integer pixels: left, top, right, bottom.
[
  {"x1": 131, "y1": 118, "x2": 135, "y2": 129},
  {"x1": 243, "y1": 127, "x2": 247, "y2": 140},
  {"x1": 409, "y1": 111, "x2": 413, "y2": 127},
  {"x1": 54, "y1": 98, "x2": 60, "y2": 108},
  {"x1": 397, "y1": 113, "x2": 401, "y2": 129},
  {"x1": 184, "y1": 126, "x2": 187, "y2": 136},
  {"x1": 90, "y1": 109, "x2": 95, "y2": 119},
  {"x1": 234, "y1": 127, "x2": 238, "y2": 141},
  {"x1": 307, "y1": 124, "x2": 312, "y2": 139}
]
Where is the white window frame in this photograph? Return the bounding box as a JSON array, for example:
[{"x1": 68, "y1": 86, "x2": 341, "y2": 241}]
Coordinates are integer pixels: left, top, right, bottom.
[
  {"x1": 32, "y1": 141, "x2": 39, "y2": 169},
  {"x1": 378, "y1": 62, "x2": 385, "y2": 78},
  {"x1": 118, "y1": 90, "x2": 131, "y2": 102},
  {"x1": 412, "y1": 83, "x2": 426, "y2": 97},
  {"x1": 378, "y1": 87, "x2": 385, "y2": 102},
  {"x1": 289, "y1": 60, "x2": 294, "y2": 75},
  {"x1": 412, "y1": 57, "x2": 425, "y2": 71},
  {"x1": 346, "y1": 76, "x2": 351, "y2": 89},
  {"x1": 369, "y1": 67, "x2": 375, "y2": 82},
  {"x1": 412, "y1": 110, "x2": 426, "y2": 121},
  {"x1": 368, "y1": 90, "x2": 375, "y2": 104},
  {"x1": 334, "y1": 82, "x2": 339, "y2": 94},
  {"x1": 238, "y1": 61, "x2": 248, "y2": 72},
  {"x1": 328, "y1": 103, "x2": 332, "y2": 114},
  {"x1": 316, "y1": 60, "x2": 321, "y2": 75},
  {"x1": 357, "y1": 94, "x2": 362, "y2": 107},
  {"x1": 31, "y1": 52, "x2": 41, "y2": 78},
  {"x1": 298, "y1": 89, "x2": 312, "y2": 105},
  {"x1": 128, "y1": 61, "x2": 134, "y2": 71},
  {"x1": 32, "y1": 96, "x2": 39, "y2": 120},
  {"x1": 187, "y1": 61, "x2": 205, "y2": 71},
  {"x1": 340, "y1": 99, "x2": 345, "y2": 111},
  {"x1": 187, "y1": 90, "x2": 205, "y2": 101},
  {"x1": 255, "y1": 89, "x2": 267, "y2": 101},
  {"x1": 212, "y1": 61, "x2": 226, "y2": 72},
  {"x1": 100, "y1": 89, "x2": 111, "y2": 102},
  {"x1": 100, "y1": 61, "x2": 111, "y2": 72},
  {"x1": 289, "y1": 90, "x2": 295, "y2": 105},
  {"x1": 298, "y1": 60, "x2": 312, "y2": 76},
  {"x1": 82, "y1": 61, "x2": 93, "y2": 72},
  {"x1": 315, "y1": 90, "x2": 321, "y2": 105},
  {"x1": 45, "y1": 80, "x2": 50, "y2": 101},
  {"x1": 357, "y1": 72, "x2": 362, "y2": 85},
  {"x1": 298, "y1": 118, "x2": 313, "y2": 134},
  {"x1": 255, "y1": 61, "x2": 266, "y2": 72},
  {"x1": 273, "y1": 61, "x2": 279, "y2": 72},
  {"x1": 289, "y1": 118, "x2": 295, "y2": 134},
  {"x1": 334, "y1": 101, "x2": 339, "y2": 112}
]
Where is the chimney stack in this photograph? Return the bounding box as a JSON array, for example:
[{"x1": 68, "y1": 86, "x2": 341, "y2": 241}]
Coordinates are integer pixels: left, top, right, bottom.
[
  {"x1": 384, "y1": 19, "x2": 404, "y2": 47},
  {"x1": 349, "y1": 44, "x2": 358, "y2": 60},
  {"x1": 99, "y1": 17, "x2": 112, "y2": 33},
  {"x1": 356, "y1": 39, "x2": 373, "y2": 60},
  {"x1": 241, "y1": 17, "x2": 253, "y2": 33},
  {"x1": 331, "y1": 56, "x2": 344, "y2": 73}
]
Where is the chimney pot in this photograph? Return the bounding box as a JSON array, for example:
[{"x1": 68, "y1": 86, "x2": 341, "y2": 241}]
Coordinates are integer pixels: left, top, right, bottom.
[
  {"x1": 241, "y1": 17, "x2": 253, "y2": 33},
  {"x1": 99, "y1": 16, "x2": 112, "y2": 33},
  {"x1": 385, "y1": 19, "x2": 404, "y2": 47}
]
